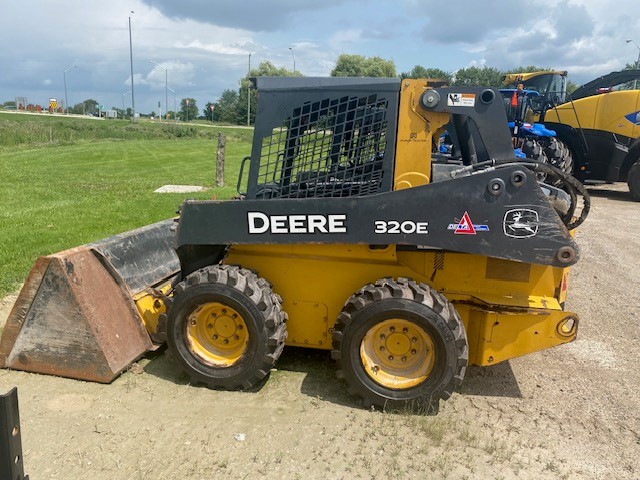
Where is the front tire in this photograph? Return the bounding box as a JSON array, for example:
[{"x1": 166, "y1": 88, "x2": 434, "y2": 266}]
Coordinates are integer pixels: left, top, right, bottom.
[
  {"x1": 332, "y1": 278, "x2": 468, "y2": 412},
  {"x1": 167, "y1": 265, "x2": 287, "y2": 390}
]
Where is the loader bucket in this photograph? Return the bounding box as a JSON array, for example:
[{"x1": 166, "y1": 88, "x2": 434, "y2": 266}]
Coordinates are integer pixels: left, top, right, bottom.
[{"x1": 0, "y1": 219, "x2": 179, "y2": 383}]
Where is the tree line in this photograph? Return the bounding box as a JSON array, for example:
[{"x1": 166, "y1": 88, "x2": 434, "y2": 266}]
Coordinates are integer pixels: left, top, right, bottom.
[{"x1": 205, "y1": 55, "x2": 584, "y2": 126}]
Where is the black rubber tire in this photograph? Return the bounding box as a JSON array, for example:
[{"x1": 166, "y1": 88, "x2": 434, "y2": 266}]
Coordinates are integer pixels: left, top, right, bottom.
[
  {"x1": 167, "y1": 265, "x2": 287, "y2": 390},
  {"x1": 628, "y1": 161, "x2": 640, "y2": 201},
  {"x1": 521, "y1": 139, "x2": 549, "y2": 181},
  {"x1": 542, "y1": 137, "x2": 574, "y2": 176},
  {"x1": 331, "y1": 277, "x2": 468, "y2": 412}
]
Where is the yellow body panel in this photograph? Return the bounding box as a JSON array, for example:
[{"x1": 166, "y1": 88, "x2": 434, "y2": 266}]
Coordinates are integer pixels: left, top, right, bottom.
[
  {"x1": 545, "y1": 91, "x2": 640, "y2": 139},
  {"x1": 134, "y1": 283, "x2": 171, "y2": 336},
  {"x1": 394, "y1": 79, "x2": 450, "y2": 189},
  {"x1": 502, "y1": 71, "x2": 567, "y2": 86},
  {"x1": 225, "y1": 244, "x2": 576, "y2": 366}
]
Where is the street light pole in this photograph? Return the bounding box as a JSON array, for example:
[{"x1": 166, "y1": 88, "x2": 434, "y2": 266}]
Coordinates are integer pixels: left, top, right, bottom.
[
  {"x1": 247, "y1": 52, "x2": 252, "y2": 126},
  {"x1": 149, "y1": 60, "x2": 168, "y2": 121},
  {"x1": 128, "y1": 11, "x2": 136, "y2": 123},
  {"x1": 122, "y1": 91, "x2": 131, "y2": 119},
  {"x1": 626, "y1": 39, "x2": 640, "y2": 90},
  {"x1": 288, "y1": 47, "x2": 296, "y2": 73},
  {"x1": 167, "y1": 87, "x2": 177, "y2": 123},
  {"x1": 63, "y1": 65, "x2": 78, "y2": 114}
]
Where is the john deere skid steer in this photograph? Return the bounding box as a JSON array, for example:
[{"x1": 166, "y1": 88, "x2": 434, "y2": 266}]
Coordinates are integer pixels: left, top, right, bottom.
[{"x1": 0, "y1": 77, "x2": 589, "y2": 411}]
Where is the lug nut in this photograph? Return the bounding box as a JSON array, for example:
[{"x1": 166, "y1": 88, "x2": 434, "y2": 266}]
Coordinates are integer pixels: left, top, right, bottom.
[
  {"x1": 412, "y1": 337, "x2": 417, "y2": 343},
  {"x1": 223, "y1": 339, "x2": 229, "y2": 344},
  {"x1": 237, "y1": 325, "x2": 243, "y2": 330},
  {"x1": 390, "y1": 326, "x2": 395, "y2": 332},
  {"x1": 388, "y1": 355, "x2": 394, "y2": 361},
  {"x1": 403, "y1": 327, "x2": 408, "y2": 333},
  {"x1": 207, "y1": 324, "x2": 213, "y2": 329},
  {"x1": 380, "y1": 333, "x2": 386, "y2": 340},
  {"x1": 379, "y1": 346, "x2": 385, "y2": 351},
  {"x1": 211, "y1": 313, "x2": 217, "y2": 318},
  {"x1": 234, "y1": 335, "x2": 240, "y2": 340},
  {"x1": 190, "y1": 319, "x2": 196, "y2": 326},
  {"x1": 401, "y1": 356, "x2": 407, "y2": 362},
  {"x1": 232, "y1": 314, "x2": 238, "y2": 319},
  {"x1": 411, "y1": 349, "x2": 417, "y2": 355},
  {"x1": 372, "y1": 365, "x2": 380, "y2": 372},
  {"x1": 222, "y1": 309, "x2": 227, "y2": 314},
  {"x1": 213, "y1": 334, "x2": 218, "y2": 339}
]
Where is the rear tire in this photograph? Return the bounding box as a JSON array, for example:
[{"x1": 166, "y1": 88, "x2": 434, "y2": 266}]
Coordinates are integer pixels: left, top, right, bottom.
[
  {"x1": 331, "y1": 278, "x2": 468, "y2": 412},
  {"x1": 542, "y1": 137, "x2": 574, "y2": 176},
  {"x1": 167, "y1": 265, "x2": 287, "y2": 390},
  {"x1": 628, "y1": 161, "x2": 640, "y2": 201}
]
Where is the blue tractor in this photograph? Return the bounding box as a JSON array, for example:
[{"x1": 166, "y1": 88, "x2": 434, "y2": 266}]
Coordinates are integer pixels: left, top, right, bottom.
[{"x1": 500, "y1": 88, "x2": 574, "y2": 176}]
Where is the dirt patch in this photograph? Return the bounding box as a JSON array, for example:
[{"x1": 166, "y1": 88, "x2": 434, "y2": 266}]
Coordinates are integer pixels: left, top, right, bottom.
[{"x1": 1, "y1": 183, "x2": 638, "y2": 479}]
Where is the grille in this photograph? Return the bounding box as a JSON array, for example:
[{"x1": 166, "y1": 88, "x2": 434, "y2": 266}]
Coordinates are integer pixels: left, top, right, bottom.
[{"x1": 255, "y1": 93, "x2": 390, "y2": 199}]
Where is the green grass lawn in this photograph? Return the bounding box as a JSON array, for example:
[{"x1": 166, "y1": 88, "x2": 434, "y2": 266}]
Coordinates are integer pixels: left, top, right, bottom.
[{"x1": 0, "y1": 115, "x2": 252, "y2": 296}]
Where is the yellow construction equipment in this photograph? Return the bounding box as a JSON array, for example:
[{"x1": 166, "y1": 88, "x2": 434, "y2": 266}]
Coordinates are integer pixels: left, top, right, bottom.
[
  {"x1": 0, "y1": 77, "x2": 590, "y2": 411},
  {"x1": 503, "y1": 69, "x2": 640, "y2": 200}
]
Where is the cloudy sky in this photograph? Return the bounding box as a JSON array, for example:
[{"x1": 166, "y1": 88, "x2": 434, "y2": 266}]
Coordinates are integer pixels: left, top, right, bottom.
[{"x1": 1, "y1": 0, "x2": 638, "y2": 115}]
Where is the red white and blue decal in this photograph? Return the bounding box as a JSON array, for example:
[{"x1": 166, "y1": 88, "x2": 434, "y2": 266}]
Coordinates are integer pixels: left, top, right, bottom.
[{"x1": 447, "y1": 211, "x2": 489, "y2": 235}]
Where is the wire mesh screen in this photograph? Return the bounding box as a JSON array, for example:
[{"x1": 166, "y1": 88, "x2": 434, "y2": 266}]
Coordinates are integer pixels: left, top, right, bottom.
[{"x1": 254, "y1": 93, "x2": 391, "y2": 199}]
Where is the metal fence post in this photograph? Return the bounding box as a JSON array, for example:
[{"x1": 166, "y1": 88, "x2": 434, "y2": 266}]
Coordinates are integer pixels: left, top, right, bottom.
[
  {"x1": 1, "y1": 387, "x2": 29, "y2": 479},
  {"x1": 217, "y1": 133, "x2": 225, "y2": 188}
]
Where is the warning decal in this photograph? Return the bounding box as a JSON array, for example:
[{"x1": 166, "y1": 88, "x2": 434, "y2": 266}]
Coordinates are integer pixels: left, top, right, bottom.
[
  {"x1": 447, "y1": 211, "x2": 489, "y2": 235},
  {"x1": 447, "y1": 93, "x2": 476, "y2": 107}
]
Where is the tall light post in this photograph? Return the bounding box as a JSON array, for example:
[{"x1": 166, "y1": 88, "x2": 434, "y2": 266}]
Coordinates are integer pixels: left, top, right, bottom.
[
  {"x1": 122, "y1": 91, "x2": 131, "y2": 119},
  {"x1": 63, "y1": 65, "x2": 78, "y2": 114},
  {"x1": 149, "y1": 60, "x2": 168, "y2": 121},
  {"x1": 128, "y1": 11, "x2": 136, "y2": 122},
  {"x1": 288, "y1": 47, "x2": 296, "y2": 73},
  {"x1": 626, "y1": 39, "x2": 640, "y2": 89},
  {"x1": 168, "y1": 87, "x2": 177, "y2": 123},
  {"x1": 247, "y1": 52, "x2": 252, "y2": 126}
]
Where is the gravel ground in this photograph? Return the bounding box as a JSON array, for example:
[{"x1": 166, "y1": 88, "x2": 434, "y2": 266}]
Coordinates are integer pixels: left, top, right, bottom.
[{"x1": 0, "y1": 182, "x2": 638, "y2": 479}]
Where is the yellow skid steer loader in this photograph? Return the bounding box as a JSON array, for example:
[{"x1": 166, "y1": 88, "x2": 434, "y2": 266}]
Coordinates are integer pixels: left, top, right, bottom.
[{"x1": 0, "y1": 78, "x2": 589, "y2": 411}]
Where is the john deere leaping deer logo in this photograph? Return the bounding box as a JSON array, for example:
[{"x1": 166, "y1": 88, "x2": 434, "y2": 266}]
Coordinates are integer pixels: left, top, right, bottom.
[{"x1": 503, "y1": 209, "x2": 539, "y2": 238}]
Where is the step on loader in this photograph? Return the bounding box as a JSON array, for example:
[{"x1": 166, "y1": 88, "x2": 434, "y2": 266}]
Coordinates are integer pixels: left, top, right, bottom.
[{"x1": 0, "y1": 78, "x2": 590, "y2": 411}]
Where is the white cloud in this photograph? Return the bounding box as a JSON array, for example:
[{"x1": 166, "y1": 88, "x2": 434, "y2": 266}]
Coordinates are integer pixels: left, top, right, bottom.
[{"x1": 329, "y1": 29, "x2": 364, "y2": 51}]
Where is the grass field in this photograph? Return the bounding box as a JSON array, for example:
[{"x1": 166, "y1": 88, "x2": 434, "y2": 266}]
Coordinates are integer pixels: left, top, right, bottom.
[{"x1": 0, "y1": 112, "x2": 252, "y2": 296}]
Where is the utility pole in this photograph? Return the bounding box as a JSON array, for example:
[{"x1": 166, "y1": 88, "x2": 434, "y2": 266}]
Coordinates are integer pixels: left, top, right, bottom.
[
  {"x1": 626, "y1": 40, "x2": 640, "y2": 90},
  {"x1": 128, "y1": 12, "x2": 136, "y2": 122},
  {"x1": 289, "y1": 47, "x2": 296, "y2": 73},
  {"x1": 247, "y1": 52, "x2": 252, "y2": 126},
  {"x1": 63, "y1": 65, "x2": 78, "y2": 115},
  {"x1": 149, "y1": 60, "x2": 168, "y2": 121}
]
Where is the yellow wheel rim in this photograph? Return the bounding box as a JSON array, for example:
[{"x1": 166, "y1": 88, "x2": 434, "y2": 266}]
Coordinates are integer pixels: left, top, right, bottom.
[
  {"x1": 186, "y1": 302, "x2": 248, "y2": 367},
  {"x1": 360, "y1": 319, "x2": 435, "y2": 389}
]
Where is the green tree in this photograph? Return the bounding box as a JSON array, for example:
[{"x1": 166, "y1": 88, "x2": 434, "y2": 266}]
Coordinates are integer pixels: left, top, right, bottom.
[
  {"x1": 70, "y1": 99, "x2": 98, "y2": 115},
  {"x1": 2, "y1": 100, "x2": 16, "y2": 108},
  {"x1": 400, "y1": 66, "x2": 453, "y2": 84},
  {"x1": 503, "y1": 66, "x2": 552, "y2": 75},
  {"x1": 236, "y1": 61, "x2": 300, "y2": 125},
  {"x1": 330, "y1": 54, "x2": 396, "y2": 77},
  {"x1": 216, "y1": 89, "x2": 240, "y2": 124},
  {"x1": 453, "y1": 66, "x2": 503, "y2": 87},
  {"x1": 204, "y1": 102, "x2": 217, "y2": 122},
  {"x1": 179, "y1": 98, "x2": 198, "y2": 122},
  {"x1": 566, "y1": 80, "x2": 580, "y2": 94}
]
